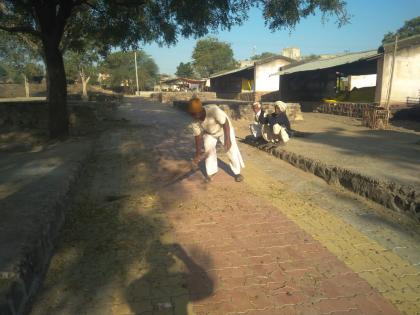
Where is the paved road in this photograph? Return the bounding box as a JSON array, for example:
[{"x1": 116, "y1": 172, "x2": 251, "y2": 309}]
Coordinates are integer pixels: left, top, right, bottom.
[{"x1": 31, "y1": 98, "x2": 420, "y2": 315}]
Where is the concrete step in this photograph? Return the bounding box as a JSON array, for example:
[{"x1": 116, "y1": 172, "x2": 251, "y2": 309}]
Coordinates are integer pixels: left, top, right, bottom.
[{"x1": 0, "y1": 139, "x2": 93, "y2": 315}]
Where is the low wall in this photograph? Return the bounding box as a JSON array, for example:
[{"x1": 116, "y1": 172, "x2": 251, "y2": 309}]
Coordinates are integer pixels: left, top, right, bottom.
[
  {"x1": 173, "y1": 100, "x2": 303, "y2": 122},
  {"x1": 215, "y1": 92, "x2": 241, "y2": 100},
  {"x1": 0, "y1": 84, "x2": 47, "y2": 98},
  {"x1": 259, "y1": 91, "x2": 282, "y2": 102},
  {"x1": 0, "y1": 100, "x2": 117, "y2": 135},
  {"x1": 215, "y1": 91, "x2": 283, "y2": 102},
  {"x1": 0, "y1": 84, "x2": 112, "y2": 99},
  {"x1": 243, "y1": 136, "x2": 420, "y2": 222},
  {"x1": 315, "y1": 102, "x2": 376, "y2": 118},
  {"x1": 150, "y1": 92, "x2": 216, "y2": 103}
]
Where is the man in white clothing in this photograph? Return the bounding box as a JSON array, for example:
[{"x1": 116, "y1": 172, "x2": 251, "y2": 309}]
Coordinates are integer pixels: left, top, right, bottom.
[
  {"x1": 249, "y1": 101, "x2": 265, "y2": 139},
  {"x1": 188, "y1": 97, "x2": 245, "y2": 182}
]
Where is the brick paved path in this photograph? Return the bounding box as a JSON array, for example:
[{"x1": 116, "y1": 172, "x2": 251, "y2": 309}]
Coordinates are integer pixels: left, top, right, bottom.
[
  {"x1": 159, "y1": 169, "x2": 402, "y2": 315},
  {"x1": 30, "y1": 99, "x2": 419, "y2": 315}
]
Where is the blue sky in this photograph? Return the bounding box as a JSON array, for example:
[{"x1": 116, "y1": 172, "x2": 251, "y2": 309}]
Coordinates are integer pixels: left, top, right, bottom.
[{"x1": 142, "y1": 0, "x2": 420, "y2": 75}]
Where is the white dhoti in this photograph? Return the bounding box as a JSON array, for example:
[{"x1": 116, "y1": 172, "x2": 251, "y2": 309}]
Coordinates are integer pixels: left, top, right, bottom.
[
  {"x1": 249, "y1": 122, "x2": 262, "y2": 138},
  {"x1": 262, "y1": 124, "x2": 290, "y2": 143},
  {"x1": 203, "y1": 128, "x2": 245, "y2": 176}
]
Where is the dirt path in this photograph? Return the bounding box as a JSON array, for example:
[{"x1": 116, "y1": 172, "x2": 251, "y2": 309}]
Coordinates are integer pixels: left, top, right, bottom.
[{"x1": 30, "y1": 98, "x2": 420, "y2": 315}]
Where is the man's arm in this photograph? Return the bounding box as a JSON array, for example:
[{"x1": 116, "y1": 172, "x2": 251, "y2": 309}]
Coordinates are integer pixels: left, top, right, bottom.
[
  {"x1": 223, "y1": 120, "x2": 232, "y2": 151},
  {"x1": 281, "y1": 113, "x2": 291, "y2": 131}
]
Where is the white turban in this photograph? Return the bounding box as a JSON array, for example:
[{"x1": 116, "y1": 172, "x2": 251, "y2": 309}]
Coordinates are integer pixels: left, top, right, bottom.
[{"x1": 275, "y1": 101, "x2": 287, "y2": 112}]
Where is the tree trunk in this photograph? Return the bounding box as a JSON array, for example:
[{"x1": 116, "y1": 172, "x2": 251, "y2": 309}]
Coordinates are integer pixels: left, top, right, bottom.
[
  {"x1": 23, "y1": 74, "x2": 30, "y2": 98},
  {"x1": 43, "y1": 42, "x2": 69, "y2": 138}
]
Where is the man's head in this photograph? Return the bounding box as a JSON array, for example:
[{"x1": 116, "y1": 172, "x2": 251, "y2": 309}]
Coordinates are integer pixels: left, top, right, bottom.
[
  {"x1": 252, "y1": 102, "x2": 261, "y2": 114},
  {"x1": 188, "y1": 97, "x2": 204, "y2": 120},
  {"x1": 274, "y1": 101, "x2": 287, "y2": 114}
]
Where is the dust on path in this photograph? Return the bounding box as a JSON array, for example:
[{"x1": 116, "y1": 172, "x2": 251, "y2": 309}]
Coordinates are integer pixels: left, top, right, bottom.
[{"x1": 30, "y1": 98, "x2": 418, "y2": 315}]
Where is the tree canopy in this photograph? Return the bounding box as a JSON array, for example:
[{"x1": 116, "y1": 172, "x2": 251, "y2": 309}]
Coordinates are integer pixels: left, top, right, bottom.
[
  {"x1": 192, "y1": 37, "x2": 238, "y2": 77},
  {"x1": 0, "y1": 31, "x2": 43, "y2": 84},
  {"x1": 175, "y1": 62, "x2": 195, "y2": 78},
  {"x1": 0, "y1": 0, "x2": 349, "y2": 138},
  {"x1": 251, "y1": 52, "x2": 277, "y2": 60},
  {"x1": 100, "y1": 50, "x2": 159, "y2": 92},
  {"x1": 382, "y1": 16, "x2": 420, "y2": 44},
  {"x1": 64, "y1": 50, "x2": 98, "y2": 83}
]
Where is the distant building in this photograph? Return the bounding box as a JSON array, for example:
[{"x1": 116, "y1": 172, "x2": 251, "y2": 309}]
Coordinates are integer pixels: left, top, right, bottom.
[
  {"x1": 155, "y1": 77, "x2": 207, "y2": 92},
  {"x1": 274, "y1": 50, "x2": 381, "y2": 102},
  {"x1": 273, "y1": 35, "x2": 420, "y2": 106},
  {"x1": 238, "y1": 60, "x2": 254, "y2": 68},
  {"x1": 282, "y1": 47, "x2": 301, "y2": 60},
  {"x1": 209, "y1": 55, "x2": 295, "y2": 101}
]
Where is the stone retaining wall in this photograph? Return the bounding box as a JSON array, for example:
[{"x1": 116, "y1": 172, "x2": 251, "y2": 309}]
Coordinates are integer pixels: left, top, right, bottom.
[
  {"x1": 316, "y1": 102, "x2": 375, "y2": 118},
  {"x1": 215, "y1": 91, "x2": 283, "y2": 102},
  {"x1": 150, "y1": 92, "x2": 216, "y2": 103},
  {"x1": 0, "y1": 101, "x2": 117, "y2": 135},
  {"x1": 173, "y1": 100, "x2": 303, "y2": 122},
  {"x1": 0, "y1": 84, "x2": 47, "y2": 98},
  {"x1": 244, "y1": 137, "x2": 420, "y2": 222}
]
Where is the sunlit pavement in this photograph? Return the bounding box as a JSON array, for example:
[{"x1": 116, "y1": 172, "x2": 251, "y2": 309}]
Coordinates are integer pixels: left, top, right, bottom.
[{"x1": 31, "y1": 98, "x2": 420, "y2": 315}]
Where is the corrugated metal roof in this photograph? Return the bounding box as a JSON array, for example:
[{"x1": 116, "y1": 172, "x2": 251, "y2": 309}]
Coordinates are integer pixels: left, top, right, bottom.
[
  {"x1": 210, "y1": 65, "x2": 254, "y2": 79},
  {"x1": 273, "y1": 50, "x2": 380, "y2": 76},
  {"x1": 210, "y1": 55, "x2": 296, "y2": 79},
  {"x1": 382, "y1": 34, "x2": 420, "y2": 53},
  {"x1": 254, "y1": 54, "x2": 295, "y2": 65}
]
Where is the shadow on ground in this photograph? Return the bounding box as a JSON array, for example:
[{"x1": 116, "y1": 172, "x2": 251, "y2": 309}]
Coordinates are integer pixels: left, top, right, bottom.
[
  {"x1": 30, "y1": 121, "x2": 214, "y2": 314},
  {"x1": 286, "y1": 126, "x2": 420, "y2": 187}
]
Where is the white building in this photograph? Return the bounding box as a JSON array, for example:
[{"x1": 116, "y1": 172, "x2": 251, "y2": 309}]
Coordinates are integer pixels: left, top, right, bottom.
[
  {"x1": 209, "y1": 55, "x2": 295, "y2": 101},
  {"x1": 376, "y1": 35, "x2": 420, "y2": 106},
  {"x1": 282, "y1": 47, "x2": 301, "y2": 60}
]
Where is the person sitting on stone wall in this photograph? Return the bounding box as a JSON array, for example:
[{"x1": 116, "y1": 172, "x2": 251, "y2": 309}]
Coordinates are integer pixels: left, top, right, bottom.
[
  {"x1": 249, "y1": 102, "x2": 267, "y2": 139},
  {"x1": 261, "y1": 101, "x2": 291, "y2": 144}
]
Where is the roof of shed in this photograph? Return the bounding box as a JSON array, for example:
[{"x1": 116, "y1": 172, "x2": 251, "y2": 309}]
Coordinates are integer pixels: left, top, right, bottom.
[
  {"x1": 210, "y1": 65, "x2": 254, "y2": 79},
  {"x1": 274, "y1": 50, "x2": 381, "y2": 76},
  {"x1": 210, "y1": 54, "x2": 296, "y2": 79}
]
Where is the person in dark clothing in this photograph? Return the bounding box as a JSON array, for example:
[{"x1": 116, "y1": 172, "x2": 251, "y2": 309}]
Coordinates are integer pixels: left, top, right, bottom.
[{"x1": 261, "y1": 101, "x2": 291, "y2": 143}]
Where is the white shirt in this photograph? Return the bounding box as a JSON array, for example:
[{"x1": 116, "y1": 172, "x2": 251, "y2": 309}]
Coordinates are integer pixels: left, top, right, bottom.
[
  {"x1": 191, "y1": 105, "x2": 227, "y2": 137},
  {"x1": 255, "y1": 109, "x2": 262, "y2": 122}
]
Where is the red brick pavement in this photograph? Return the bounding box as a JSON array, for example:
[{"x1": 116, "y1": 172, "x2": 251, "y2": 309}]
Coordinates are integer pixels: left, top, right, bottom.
[{"x1": 162, "y1": 169, "x2": 402, "y2": 315}]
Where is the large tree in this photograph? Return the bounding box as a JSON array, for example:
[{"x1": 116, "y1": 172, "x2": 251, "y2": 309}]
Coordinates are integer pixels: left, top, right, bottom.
[
  {"x1": 0, "y1": 0, "x2": 349, "y2": 138},
  {"x1": 192, "y1": 37, "x2": 238, "y2": 77},
  {"x1": 175, "y1": 62, "x2": 195, "y2": 78},
  {"x1": 100, "y1": 50, "x2": 158, "y2": 92},
  {"x1": 382, "y1": 16, "x2": 420, "y2": 44}
]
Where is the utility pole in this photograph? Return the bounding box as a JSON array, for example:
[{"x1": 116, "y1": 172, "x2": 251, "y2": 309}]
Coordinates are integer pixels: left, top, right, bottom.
[
  {"x1": 386, "y1": 34, "x2": 398, "y2": 110},
  {"x1": 134, "y1": 51, "x2": 140, "y2": 95}
]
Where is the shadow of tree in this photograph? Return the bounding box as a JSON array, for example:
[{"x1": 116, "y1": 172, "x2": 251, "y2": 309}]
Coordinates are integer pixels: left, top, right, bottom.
[
  {"x1": 30, "y1": 99, "x2": 216, "y2": 314},
  {"x1": 126, "y1": 241, "x2": 213, "y2": 314}
]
